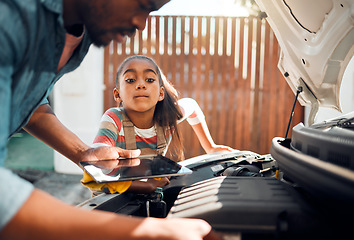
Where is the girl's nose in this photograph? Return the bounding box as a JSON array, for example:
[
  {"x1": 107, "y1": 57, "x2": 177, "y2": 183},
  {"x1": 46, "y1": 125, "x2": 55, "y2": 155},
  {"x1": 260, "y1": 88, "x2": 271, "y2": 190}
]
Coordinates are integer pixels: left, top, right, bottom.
[{"x1": 136, "y1": 79, "x2": 146, "y2": 89}]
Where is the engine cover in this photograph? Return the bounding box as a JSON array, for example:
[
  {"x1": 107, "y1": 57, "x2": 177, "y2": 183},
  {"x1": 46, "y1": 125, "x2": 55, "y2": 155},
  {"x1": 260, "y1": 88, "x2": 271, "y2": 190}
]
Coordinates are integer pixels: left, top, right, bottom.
[{"x1": 167, "y1": 176, "x2": 321, "y2": 239}]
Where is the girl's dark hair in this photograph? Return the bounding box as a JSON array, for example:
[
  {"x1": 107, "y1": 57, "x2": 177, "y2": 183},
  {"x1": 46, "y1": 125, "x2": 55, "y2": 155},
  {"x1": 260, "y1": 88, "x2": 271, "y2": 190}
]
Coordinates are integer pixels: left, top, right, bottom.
[{"x1": 116, "y1": 55, "x2": 184, "y2": 161}]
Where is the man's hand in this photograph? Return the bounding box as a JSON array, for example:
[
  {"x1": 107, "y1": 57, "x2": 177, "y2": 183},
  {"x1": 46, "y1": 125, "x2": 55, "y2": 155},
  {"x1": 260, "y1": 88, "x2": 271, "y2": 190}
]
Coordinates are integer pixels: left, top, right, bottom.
[
  {"x1": 80, "y1": 146, "x2": 141, "y2": 169},
  {"x1": 133, "y1": 217, "x2": 215, "y2": 240}
]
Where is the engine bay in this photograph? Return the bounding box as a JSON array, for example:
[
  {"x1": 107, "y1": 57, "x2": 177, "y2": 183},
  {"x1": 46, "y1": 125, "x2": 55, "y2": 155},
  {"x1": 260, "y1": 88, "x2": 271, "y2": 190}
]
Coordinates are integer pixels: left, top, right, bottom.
[{"x1": 79, "y1": 149, "x2": 353, "y2": 239}]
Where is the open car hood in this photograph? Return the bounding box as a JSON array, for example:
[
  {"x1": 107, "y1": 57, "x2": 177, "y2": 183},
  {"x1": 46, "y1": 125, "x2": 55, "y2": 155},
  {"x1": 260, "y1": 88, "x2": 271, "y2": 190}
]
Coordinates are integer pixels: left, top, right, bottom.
[{"x1": 255, "y1": 0, "x2": 354, "y2": 124}]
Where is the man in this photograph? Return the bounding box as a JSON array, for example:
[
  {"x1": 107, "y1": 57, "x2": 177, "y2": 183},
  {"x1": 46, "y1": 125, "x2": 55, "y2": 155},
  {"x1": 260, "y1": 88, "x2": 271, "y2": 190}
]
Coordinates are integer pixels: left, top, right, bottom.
[{"x1": 0, "y1": 0, "x2": 213, "y2": 239}]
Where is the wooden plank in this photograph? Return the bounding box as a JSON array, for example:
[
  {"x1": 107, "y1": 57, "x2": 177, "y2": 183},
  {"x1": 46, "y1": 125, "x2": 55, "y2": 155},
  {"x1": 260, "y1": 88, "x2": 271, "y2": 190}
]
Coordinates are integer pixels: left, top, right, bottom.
[
  {"x1": 188, "y1": 17, "x2": 194, "y2": 98},
  {"x1": 260, "y1": 20, "x2": 271, "y2": 153},
  {"x1": 235, "y1": 18, "x2": 244, "y2": 150},
  {"x1": 226, "y1": 17, "x2": 236, "y2": 146},
  {"x1": 146, "y1": 16, "x2": 152, "y2": 57},
  {"x1": 251, "y1": 18, "x2": 262, "y2": 152},
  {"x1": 243, "y1": 17, "x2": 253, "y2": 151},
  {"x1": 120, "y1": 36, "x2": 127, "y2": 59},
  {"x1": 269, "y1": 29, "x2": 280, "y2": 141},
  {"x1": 192, "y1": 17, "x2": 202, "y2": 155},
  {"x1": 103, "y1": 46, "x2": 111, "y2": 110},
  {"x1": 161, "y1": 16, "x2": 169, "y2": 74},
  {"x1": 211, "y1": 17, "x2": 220, "y2": 143},
  {"x1": 111, "y1": 42, "x2": 119, "y2": 108},
  {"x1": 130, "y1": 34, "x2": 135, "y2": 57},
  {"x1": 179, "y1": 17, "x2": 188, "y2": 154},
  {"x1": 171, "y1": 16, "x2": 177, "y2": 84},
  {"x1": 278, "y1": 46, "x2": 287, "y2": 137},
  {"x1": 204, "y1": 17, "x2": 211, "y2": 139},
  {"x1": 196, "y1": 16, "x2": 202, "y2": 103},
  {"x1": 138, "y1": 29, "x2": 143, "y2": 54},
  {"x1": 180, "y1": 16, "x2": 186, "y2": 97},
  {"x1": 155, "y1": 16, "x2": 160, "y2": 65},
  {"x1": 184, "y1": 17, "x2": 195, "y2": 156},
  {"x1": 218, "y1": 17, "x2": 228, "y2": 143}
]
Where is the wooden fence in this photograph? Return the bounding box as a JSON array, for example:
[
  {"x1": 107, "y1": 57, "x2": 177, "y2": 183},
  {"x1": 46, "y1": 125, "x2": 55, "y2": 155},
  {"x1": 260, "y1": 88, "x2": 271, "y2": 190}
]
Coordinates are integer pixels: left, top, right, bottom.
[{"x1": 104, "y1": 15, "x2": 304, "y2": 159}]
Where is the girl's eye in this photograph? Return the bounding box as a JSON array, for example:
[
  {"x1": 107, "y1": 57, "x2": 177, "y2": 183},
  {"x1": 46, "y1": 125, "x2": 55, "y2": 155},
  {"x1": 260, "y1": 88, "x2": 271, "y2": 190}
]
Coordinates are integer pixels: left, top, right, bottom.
[
  {"x1": 146, "y1": 78, "x2": 155, "y2": 83},
  {"x1": 125, "y1": 78, "x2": 135, "y2": 83}
]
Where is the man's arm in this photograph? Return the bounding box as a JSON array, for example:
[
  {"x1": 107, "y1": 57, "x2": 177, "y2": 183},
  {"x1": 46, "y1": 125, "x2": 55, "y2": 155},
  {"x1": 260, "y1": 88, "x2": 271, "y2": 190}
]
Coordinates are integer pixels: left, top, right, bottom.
[
  {"x1": 24, "y1": 104, "x2": 140, "y2": 167},
  {"x1": 0, "y1": 188, "x2": 212, "y2": 240}
]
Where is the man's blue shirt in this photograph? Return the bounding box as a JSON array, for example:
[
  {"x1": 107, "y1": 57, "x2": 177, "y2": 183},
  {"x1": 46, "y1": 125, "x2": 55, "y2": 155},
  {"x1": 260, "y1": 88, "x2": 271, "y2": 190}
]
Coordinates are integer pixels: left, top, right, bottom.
[{"x1": 0, "y1": 0, "x2": 91, "y2": 230}]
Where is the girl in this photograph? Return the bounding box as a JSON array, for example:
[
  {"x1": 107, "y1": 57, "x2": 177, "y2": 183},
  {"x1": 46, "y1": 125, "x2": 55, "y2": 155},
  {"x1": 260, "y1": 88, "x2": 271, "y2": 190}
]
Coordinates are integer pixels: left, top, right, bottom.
[{"x1": 82, "y1": 55, "x2": 233, "y2": 195}]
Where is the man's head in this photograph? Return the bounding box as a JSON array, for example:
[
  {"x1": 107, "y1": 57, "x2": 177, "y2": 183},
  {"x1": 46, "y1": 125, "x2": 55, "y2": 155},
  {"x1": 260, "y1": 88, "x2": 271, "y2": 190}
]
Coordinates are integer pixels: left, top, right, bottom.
[{"x1": 64, "y1": 0, "x2": 170, "y2": 47}]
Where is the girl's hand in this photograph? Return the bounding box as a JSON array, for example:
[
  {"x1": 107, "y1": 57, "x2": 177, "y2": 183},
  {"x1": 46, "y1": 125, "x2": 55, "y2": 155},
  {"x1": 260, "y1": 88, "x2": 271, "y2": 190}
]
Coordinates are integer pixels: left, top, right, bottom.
[
  {"x1": 147, "y1": 177, "x2": 170, "y2": 189},
  {"x1": 128, "y1": 177, "x2": 170, "y2": 193},
  {"x1": 207, "y1": 144, "x2": 234, "y2": 154}
]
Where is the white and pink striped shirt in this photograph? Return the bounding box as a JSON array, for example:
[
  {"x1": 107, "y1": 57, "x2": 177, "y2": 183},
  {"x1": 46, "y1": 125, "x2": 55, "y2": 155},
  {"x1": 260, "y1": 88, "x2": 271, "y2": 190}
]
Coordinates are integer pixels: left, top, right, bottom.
[{"x1": 93, "y1": 98, "x2": 205, "y2": 152}]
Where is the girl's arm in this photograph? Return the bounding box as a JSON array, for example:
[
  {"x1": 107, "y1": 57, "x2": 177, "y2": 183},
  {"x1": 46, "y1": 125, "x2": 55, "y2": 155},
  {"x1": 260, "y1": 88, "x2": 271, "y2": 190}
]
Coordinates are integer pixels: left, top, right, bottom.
[
  {"x1": 177, "y1": 98, "x2": 234, "y2": 154},
  {"x1": 190, "y1": 121, "x2": 234, "y2": 154}
]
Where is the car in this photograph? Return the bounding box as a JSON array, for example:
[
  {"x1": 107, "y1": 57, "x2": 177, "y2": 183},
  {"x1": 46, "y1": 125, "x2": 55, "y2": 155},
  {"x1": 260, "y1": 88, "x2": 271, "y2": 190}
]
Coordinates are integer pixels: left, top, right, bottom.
[{"x1": 79, "y1": 0, "x2": 354, "y2": 239}]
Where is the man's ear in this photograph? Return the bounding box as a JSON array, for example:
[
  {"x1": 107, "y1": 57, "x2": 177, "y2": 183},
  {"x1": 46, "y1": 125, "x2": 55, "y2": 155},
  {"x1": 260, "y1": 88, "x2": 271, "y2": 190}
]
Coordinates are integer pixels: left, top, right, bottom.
[
  {"x1": 113, "y1": 88, "x2": 121, "y2": 103},
  {"x1": 158, "y1": 86, "x2": 165, "y2": 101}
]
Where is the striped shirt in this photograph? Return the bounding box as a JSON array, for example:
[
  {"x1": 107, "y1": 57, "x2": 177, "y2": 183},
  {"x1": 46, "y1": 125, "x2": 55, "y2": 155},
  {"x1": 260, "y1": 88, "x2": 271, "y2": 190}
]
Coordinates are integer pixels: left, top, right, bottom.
[{"x1": 93, "y1": 98, "x2": 205, "y2": 152}]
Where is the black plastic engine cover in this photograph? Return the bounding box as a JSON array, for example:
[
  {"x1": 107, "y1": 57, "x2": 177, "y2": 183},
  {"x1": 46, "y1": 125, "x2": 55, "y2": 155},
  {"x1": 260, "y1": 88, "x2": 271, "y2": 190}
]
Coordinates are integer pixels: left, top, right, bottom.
[{"x1": 168, "y1": 176, "x2": 322, "y2": 239}]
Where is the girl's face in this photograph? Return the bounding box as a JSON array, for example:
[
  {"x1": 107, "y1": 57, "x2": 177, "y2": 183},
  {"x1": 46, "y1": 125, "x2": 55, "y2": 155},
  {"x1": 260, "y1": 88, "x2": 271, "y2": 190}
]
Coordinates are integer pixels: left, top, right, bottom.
[{"x1": 114, "y1": 58, "x2": 165, "y2": 113}]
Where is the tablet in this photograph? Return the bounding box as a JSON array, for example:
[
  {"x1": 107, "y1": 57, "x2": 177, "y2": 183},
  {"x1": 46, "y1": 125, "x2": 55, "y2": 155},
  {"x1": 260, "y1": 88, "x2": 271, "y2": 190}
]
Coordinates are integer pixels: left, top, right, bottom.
[{"x1": 80, "y1": 155, "x2": 193, "y2": 183}]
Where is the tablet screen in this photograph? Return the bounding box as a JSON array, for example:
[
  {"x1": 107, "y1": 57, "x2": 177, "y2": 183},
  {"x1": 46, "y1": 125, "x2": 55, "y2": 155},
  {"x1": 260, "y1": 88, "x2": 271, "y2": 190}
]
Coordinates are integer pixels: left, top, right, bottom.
[{"x1": 80, "y1": 155, "x2": 192, "y2": 183}]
